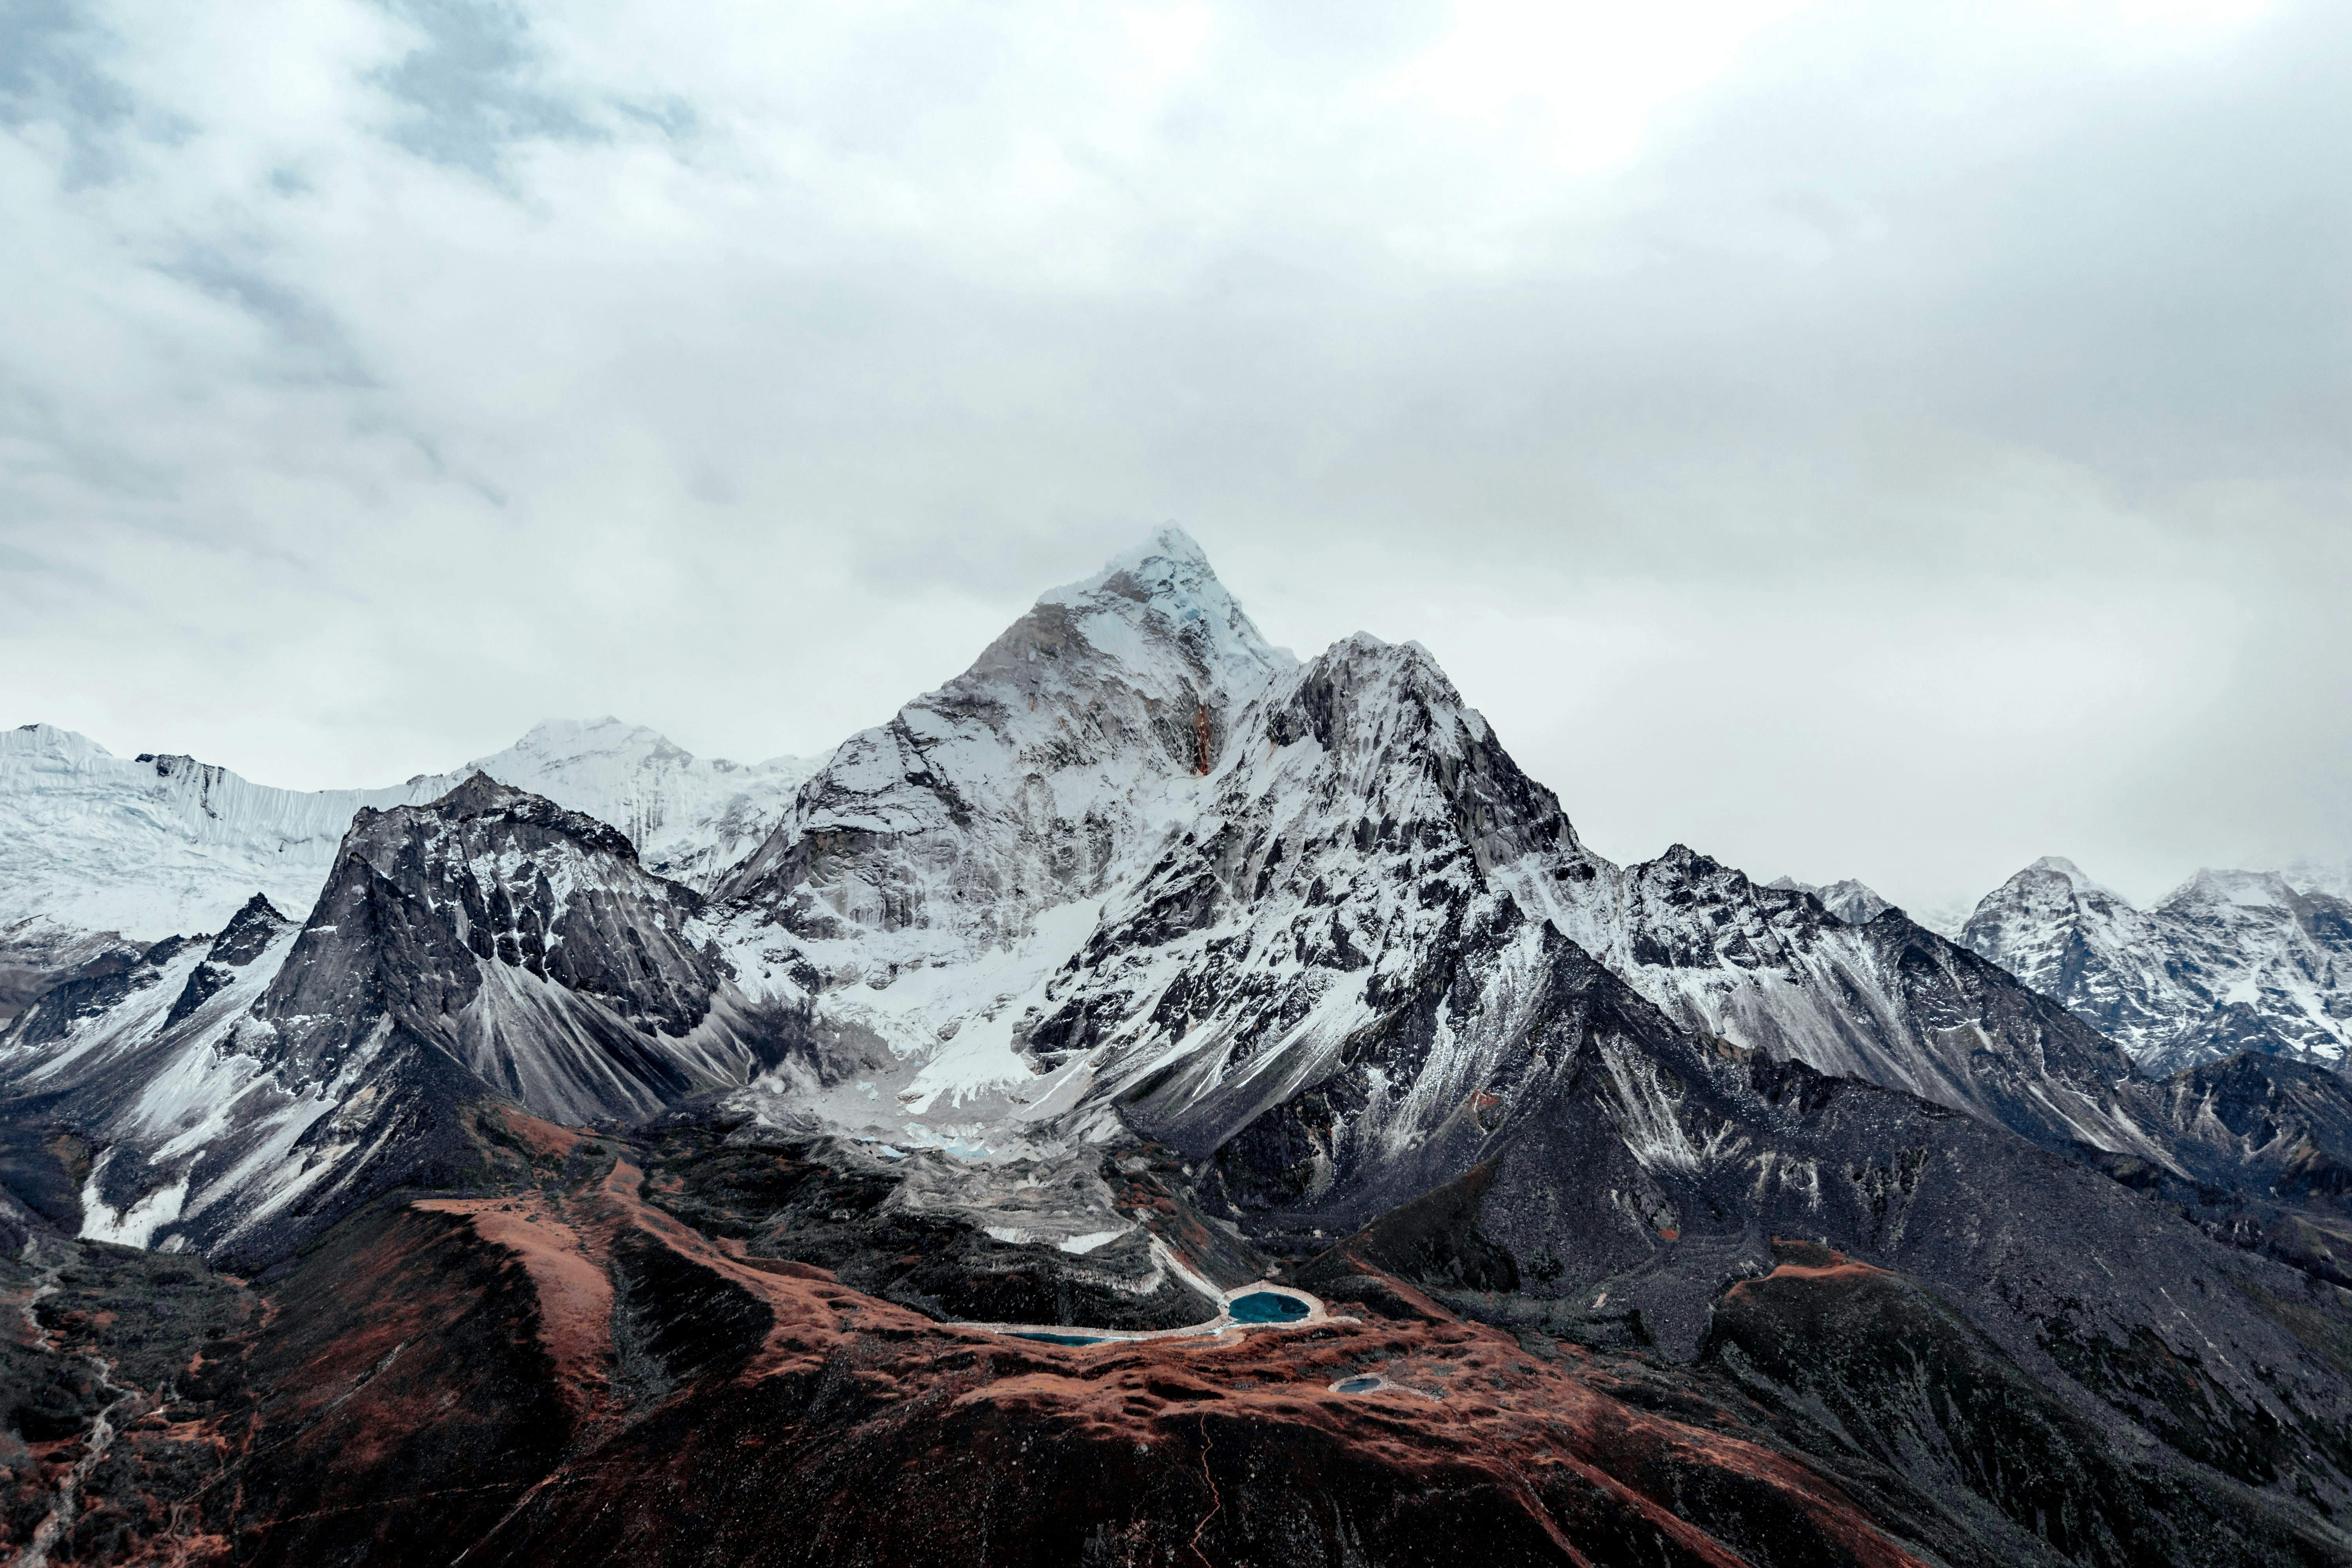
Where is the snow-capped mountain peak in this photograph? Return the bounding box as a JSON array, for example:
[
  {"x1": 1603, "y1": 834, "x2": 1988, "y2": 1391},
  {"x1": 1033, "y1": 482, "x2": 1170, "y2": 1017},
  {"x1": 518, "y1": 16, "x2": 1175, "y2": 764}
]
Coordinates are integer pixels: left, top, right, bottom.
[
  {"x1": 722, "y1": 530, "x2": 1300, "y2": 969},
  {"x1": 1763, "y1": 875, "x2": 1895, "y2": 926},
  {"x1": 1035, "y1": 526, "x2": 1296, "y2": 693},
  {"x1": 1963, "y1": 854, "x2": 2352, "y2": 1074},
  {"x1": 453, "y1": 717, "x2": 818, "y2": 892},
  {"x1": 2025, "y1": 855, "x2": 2132, "y2": 907}
]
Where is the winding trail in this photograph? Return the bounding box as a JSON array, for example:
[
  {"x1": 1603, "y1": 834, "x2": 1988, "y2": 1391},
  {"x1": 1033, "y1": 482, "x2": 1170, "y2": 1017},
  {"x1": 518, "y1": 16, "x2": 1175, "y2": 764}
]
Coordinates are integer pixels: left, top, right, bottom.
[{"x1": 1189, "y1": 1414, "x2": 1222, "y2": 1566}]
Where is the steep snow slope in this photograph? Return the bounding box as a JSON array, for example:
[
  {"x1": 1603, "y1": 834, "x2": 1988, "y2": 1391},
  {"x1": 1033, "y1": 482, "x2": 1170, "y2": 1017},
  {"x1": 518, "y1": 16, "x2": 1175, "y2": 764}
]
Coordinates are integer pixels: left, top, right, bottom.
[
  {"x1": 701, "y1": 542, "x2": 2164, "y2": 1183},
  {"x1": 0, "y1": 778, "x2": 785, "y2": 1263},
  {"x1": 0, "y1": 718, "x2": 815, "y2": 948},
  {"x1": 1765, "y1": 876, "x2": 1893, "y2": 926},
  {"x1": 455, "y1": 717, "x2": 818, "y2": 893},
  {"x1": 1562, "y1": 849, "x2": 2154, "y2": 1156},
  {"x1": 722, "y1": 527, "x2": 1295, "y2": 966},
  {"x1": 0, "y1": 724, "x2": 438, "y2": 942},
  {"x1": 1962, "y1": 857, "x2": 2352, "y2": 1073}
]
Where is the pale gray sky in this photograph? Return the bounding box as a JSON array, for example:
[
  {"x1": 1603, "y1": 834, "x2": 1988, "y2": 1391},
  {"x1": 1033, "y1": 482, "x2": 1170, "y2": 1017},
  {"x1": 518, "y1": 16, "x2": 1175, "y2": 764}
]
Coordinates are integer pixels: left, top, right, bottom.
[{"x1": 3, "y1": 0, "x2": 2346, "y2": 914}]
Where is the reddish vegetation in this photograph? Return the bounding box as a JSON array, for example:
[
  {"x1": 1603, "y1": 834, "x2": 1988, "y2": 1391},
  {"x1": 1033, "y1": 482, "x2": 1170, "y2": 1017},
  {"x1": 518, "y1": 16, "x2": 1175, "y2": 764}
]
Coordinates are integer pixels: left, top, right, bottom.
[
  {"x1": 493, "y1": 1105, "x2": 585, "y2": 1162},
  {"x1": 1725, "y1": 1239, "x2": 1891, "y2": 1291},
  {"x1": 190, "y1": 1160, "x2": 1936, "y2": 1567},
  {"x1": 413, "y1": 1195, "x2": 613, "y2": 1416},
  {"x1": 11, "y1": 1162, "x2": 1960, "y2": 1564}
]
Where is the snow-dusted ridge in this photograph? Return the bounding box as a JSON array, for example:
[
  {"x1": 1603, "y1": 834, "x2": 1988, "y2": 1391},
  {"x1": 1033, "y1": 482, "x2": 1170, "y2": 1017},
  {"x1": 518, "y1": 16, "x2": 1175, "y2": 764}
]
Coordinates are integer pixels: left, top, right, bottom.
[
  {"x1": 0, "y1": 527, "x2": 2263, "y2": 1265},
  {"x1": 0, "y1": 716, "x2": 817, "y2": 947},
  {"x1": 1961, "y1": 855, "x2": 2352, "y2": 1073}
]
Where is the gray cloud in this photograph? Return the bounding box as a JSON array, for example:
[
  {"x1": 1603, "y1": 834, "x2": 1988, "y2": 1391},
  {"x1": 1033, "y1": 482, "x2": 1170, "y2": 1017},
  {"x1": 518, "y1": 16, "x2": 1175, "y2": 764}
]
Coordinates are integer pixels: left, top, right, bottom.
[
  {"x1": 370, "y1": 0, "x2": 603, "y2": 177},
  {"x1": 0, "y1": 0, "x2": 2345, "y2": 915}
]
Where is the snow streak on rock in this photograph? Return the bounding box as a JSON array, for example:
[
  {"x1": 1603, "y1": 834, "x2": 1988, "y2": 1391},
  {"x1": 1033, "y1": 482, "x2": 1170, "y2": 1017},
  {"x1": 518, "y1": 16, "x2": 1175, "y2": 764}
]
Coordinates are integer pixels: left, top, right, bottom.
[
  {"x1": 1962, "y1": 855, "x2": 2352, "y2": 1073},
  {"x1": 0, "y1": 718, "x2": 813, "y2": 950},
  {"x1": 0, "y1": 529, "x2": 2248, "y2": 1270},
  {"x1": 0, "y1": 777, "x2": 783, "y2": 1263}
]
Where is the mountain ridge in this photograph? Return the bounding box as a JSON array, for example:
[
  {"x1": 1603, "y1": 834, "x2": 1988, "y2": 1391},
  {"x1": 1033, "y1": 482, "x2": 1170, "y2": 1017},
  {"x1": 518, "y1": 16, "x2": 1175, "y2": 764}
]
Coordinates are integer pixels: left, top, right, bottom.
[{"x1": 13, "y1": 532, "x2": 2352, "y2": 1564}]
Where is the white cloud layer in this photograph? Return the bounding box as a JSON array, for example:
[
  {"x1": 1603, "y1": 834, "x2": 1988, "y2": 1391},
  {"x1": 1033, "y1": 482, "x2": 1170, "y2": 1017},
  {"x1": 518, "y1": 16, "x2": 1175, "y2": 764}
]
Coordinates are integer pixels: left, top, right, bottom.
[{"x1": 2, "y1": 0, "x2": 2346, "y2": 913}]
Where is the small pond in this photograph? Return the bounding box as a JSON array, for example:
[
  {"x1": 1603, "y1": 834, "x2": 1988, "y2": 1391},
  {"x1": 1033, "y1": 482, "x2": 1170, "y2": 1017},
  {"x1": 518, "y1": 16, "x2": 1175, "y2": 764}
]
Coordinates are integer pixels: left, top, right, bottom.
[
  {"x1": 1227, "y1": 1290, "x2": 1310, "y2": 1325},
  {"x1": 1334, "y1": 1376, "x2": 1383, "y2": 1394}
]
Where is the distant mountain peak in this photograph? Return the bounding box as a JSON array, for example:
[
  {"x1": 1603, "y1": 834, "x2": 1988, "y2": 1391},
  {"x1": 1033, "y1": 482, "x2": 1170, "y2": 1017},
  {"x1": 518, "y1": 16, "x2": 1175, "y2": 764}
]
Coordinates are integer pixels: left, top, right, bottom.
[
  {"x1": 2165, "y1": 866, "x2": 2302, "y2": 910},
  {"x1": 1964, "y1": 851, "x2": 2352, "y2": 1073},
  {"x1": 1768, "y1": 875, "x2": 1896, "y2": 926},
  {"x1": 2023, "y1": 855, "x2": 2131, "y2": 905}
]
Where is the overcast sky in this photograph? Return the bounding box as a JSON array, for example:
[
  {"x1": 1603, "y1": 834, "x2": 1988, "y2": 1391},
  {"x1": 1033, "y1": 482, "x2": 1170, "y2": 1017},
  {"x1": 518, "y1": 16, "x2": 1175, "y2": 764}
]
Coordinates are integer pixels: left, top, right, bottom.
[{"x1": 4, "y1": 0, "x2": 2347, "y2": 916}]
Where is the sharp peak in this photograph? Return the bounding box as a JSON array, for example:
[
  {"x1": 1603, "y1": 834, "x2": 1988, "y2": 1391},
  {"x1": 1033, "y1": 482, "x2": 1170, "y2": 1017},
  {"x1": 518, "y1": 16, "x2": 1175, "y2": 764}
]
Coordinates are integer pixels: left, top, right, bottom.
[
  {"x1": 225, "y1": 890, "x2": 291, "y2": 925},
  {"x1": 1042, "y1": 525, "x2": 1223, "y2": 607},
  {"x1": 1318, "y1": 631, "x2": 1451, "y2": 667},
  {"x1": 435, "y1": 769, "x2": 527, "y2": 808},
  {"x1": 2016, "y1": 856, "x2": 2132, "y2": 907},
  {"x1": 996, "y1": 525, "x2": 1296, "y2": 687},
  {"x1": 1296, "y1": 633, "x2": 1479, "y2": 713},
  {"x1": 2166, "y1": 866, "x2": 2300, "y2": 906}
]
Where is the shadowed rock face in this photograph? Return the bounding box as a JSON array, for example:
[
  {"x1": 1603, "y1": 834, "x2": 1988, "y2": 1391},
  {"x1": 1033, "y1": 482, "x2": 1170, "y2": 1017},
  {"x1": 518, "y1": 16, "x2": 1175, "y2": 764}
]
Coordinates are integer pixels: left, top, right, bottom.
[
  {"x1": 0, "y1": 922, "x2": 147, "y2": 1029},
  {"x1": 1691, "y1": 1240, "x2": 2350, "y2": 1568},
  {"x1": 16, "y1": 535, "x2": 2352, "y2": 1563},
  {"x1": 720, "y1": 528, "x2": 1297, "y2": 972},
  {"x1": 249, "y1": 773, "x2": 728, "y2": 1111},
  {"x1": 0, "y1": 775, "x2": 780, "y2": 1267},
  {"x1": 1589, "y1": 847, "x2": 2160, "y2": 1158},
  {"x1": 1216, "y1": 920, "x2": 2352, "y2": 1543},
  {"x1": 1037, "y1": 634, "x2": 2173, "y2": 1220}
]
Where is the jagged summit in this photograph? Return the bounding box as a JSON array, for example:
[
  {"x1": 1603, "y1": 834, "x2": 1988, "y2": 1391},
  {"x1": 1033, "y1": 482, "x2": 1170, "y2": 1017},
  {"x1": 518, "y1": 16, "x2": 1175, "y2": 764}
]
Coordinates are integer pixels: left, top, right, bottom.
[
  {"x1": 1763, "y1": 875, "x2": 1896, "y2": 926},
  {"x1": 1963, "y1": 852, "x2": 2352, "y2": 1073},
  {"x1": 2024, "y1": 855, "x2": 2131, "y2": 904},
  {"x1": 980, "y1": 527, "x2": 1295, "y2": 709},
  {"x1": 720, "y1": 530, "x2": 1298, "y2": 967},
  {"x1": 1035, "y1": 528, "x2": 1283, "y2": 670}
]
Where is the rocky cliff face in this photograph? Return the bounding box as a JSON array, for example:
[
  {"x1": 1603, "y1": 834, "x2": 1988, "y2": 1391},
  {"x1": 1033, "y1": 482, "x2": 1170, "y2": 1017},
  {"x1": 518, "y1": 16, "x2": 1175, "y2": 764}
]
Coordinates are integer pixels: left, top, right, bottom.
[
  {"x1": 1963, "y1": 856, "x2": 2352, "y2": 1073},
  {"x1": 1575, "y1": 849, "x2": 2156, "y2": 1159},
  {"x1": 1036, "y1": 633, "x2": 1595, "y2": 1205},
  {"x1": 720, "y1": 528, "x2": 1295, "y2": 969},
  {"x1": 16, "y1": 533, "x2": 2352, "y2": 1564},
  {"x1": 0, "y1": 776, "x2": 781, "y2": 1266}
]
